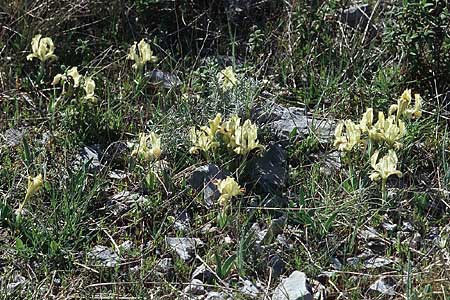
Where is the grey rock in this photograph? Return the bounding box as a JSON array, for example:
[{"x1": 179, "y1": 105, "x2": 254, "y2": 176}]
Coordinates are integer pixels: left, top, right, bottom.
[
  {"x1": 188, "y1": 164, "x2": 231, "y2": 207},
  {"x1": 109, "y1": 191, "x2": 147, "y2": 214},
  {"x1": 272, "y1": 271, "x2": 312, "y2": 300},
  {"x1": 166, "y1": 237, "x2": 204, "y2": 261},
  {"x1": 369, "y1": 276, "x2": 396, "y2": 296},
  {"x1": 331, "y1": 257, "x2": 343, "y2": 270},
  {"x1": 252, "y1": 101, "x2": 335, "y2": 145},
  {"x1": 318, "y1": 151, "x2": 341, "y2": 176},
  {"x1": 88, "y1": 245, "x2": 120, "y2": 267},
  {"x1": 340, "y1": 4, "x2": 371, "y2": 28},
  {"x1": 247, "y1": 143, "x2": 288, "y2": 194},
  {"x1": 276, "y1": 234, "x2": 291, "y2": 249},
  {"x1": 402, "y1": 221, "x2": 414, "y2": 232},
  {"x1": 154, "y1": 258, "x2": 173, "y2": 276},
  {"x1": 74, "y1": 145, "x2": 103, "y2": 171},
  {"x1": 119, "y1": 240, "x2": 133, "y2": 252},
  {"x1": 2, "y1": 128, "x2": 26, "y2": 147},
  {"x1": 6, "y1": 274, "x2": 26, "y2": 293},
  {"x1": 268, "y1": 254, "x2": 285, "y2": 278},
  {"x1": 145, "y1": 69, "x2": 182, "y2": 90},
  {"x1": 364, "y1": 256, "x2": 393, "y2": 269},
  {"x1": 192, "y1": 264, "x2": 215, "y2": 283},
  {"x1": 262, "y1": 215, "x2": 287, "y2": 245},
  {"x1": 205, "y1": 291, "x2": 228, "y2": 300},
  {"x1": 240, "y1": 279, "x2": 261, "y2": 297},
  {"x1": 183, "y1": 279, "x2": 205, "y2": 295},
  {"x1": 358, "y1": 226, "x2": 381, "y2": 241},
  {"x1": 381, "y1": 222, "x2": 397, "y2": 231}
]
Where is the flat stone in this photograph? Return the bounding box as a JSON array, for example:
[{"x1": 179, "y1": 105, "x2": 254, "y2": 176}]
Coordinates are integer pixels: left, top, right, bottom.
[
  {"x1": 240, "y1": 279, "x2": 261, "y2": 297},
  {"x1": 251, "y1": 101, "x2": 335, "y2": 145},
  {"x1": 358, "y1": 226, "x2": 382, "y2": 240},
  {"x1": 192, "y1": 264, "x2": 215, "y2": 283},
  {"x1": 272, "y1": 271, "x2": 312, "y2": 300},
  {"x1": 340, "y1": 4, "x2": 371, "y2": 28},
  {"x1": 154, "y1": 258, "x2": 173, "y2": 277},
  {"x1": 205, "y1": 291, "x2": 228, "y2": 300},
  {"x1": 74, "y1": 144, "x2": 103, "y2": 171},
  {"x1": 188, "y1": 164, "x2": 231, "y2": 207},
  {"x1": 145, "y1": 69, "x2": 182, "y2": 90},
  {"x1": 88, "y1": 245, "x2": 120, "y2": 267},
  {"x1": 2, "y1": 128, "x2": 26, "y2": 147},
  {"x1": 364, "y1": 256, "x2": 393, "y2": 269},
  {"x1": 166, "y1": 237, "x2": 203, "y2": 261},
  {"x1": 246, "y1": 143, "x2": 288, "y2": 195},
  {"x1": 108, "y1": 191, "x2": 147, "y2": 214},
  {"x1": 369, "y1": 276, "x2": 396, "y2": 296},
  {"x1": 183, "y1": 279, "x2": 205, "y2": 295}
]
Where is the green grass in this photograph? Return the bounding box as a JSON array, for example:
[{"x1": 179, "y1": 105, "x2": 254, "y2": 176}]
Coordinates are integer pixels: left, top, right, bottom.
[{"x1": 1, "y1": 1, "x2": 449, "y2": 299}]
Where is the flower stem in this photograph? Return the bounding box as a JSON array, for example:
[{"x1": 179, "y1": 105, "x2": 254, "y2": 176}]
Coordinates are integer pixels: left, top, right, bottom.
[{"x1": 381, "y1": 178, "x2": 387, "y2": 203}]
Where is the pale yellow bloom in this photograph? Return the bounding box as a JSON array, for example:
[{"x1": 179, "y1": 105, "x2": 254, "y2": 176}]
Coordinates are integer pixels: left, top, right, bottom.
[
  {"x1": 52, "y1": 67, "x2": 82, "y2": 87},
  {"x1": 200, "y1": 113, "x2": 223, "y2": 139},
  {"x1": 215, "y1": 176, "x2": 244, "y2": 207},
  {"x1": 67, "y1": 67, "x2": 82, "y2": 87},
  {"x1": 219, "y1": 115, "x2": 241, "y2": 148},
  {"x1": 208, "y1": 113, "x2": 222, "y2": 137},
  {"x1": 83, "y1": 77, "x2": 96, "y2": 101},
  {"x1": 233, "y1": 119, "x2": 263, "y2": 155},
  {"x1": 131, "y1": 132, "x2": 162, "y2": 160},
  {"x1": 189, "y1": 127, "x2": 218, "y2": 154},
  {"x1": 334, "y1": 120, "x2": 361, "y2": 152},
  {"x1": 368, "y1": 112, "x2": 405, "y2": 148},
  {"x1": 217, "y1": 66, "x2": 238, "y2": 91},
  {"x1": 52, "y1": 73, "x2": 66, "y2": 85},
  {"x1": 369, "y1": 150, "x2": 402, "y2": 182},
  {"x1": 358, "y1": 108, "x2": 373, "y2": 133},
  {"x1": 404, "y1": 93, "x2": 422, "y2": 118},
  {"x1": 127, "y1": 39, "x2": 157, "y2": 70},
  {"x1": 16, "y1": 174, "x2": 44, "y2": 214},
  {"x1": 26, "y1": 34, "x2": 57, "y2": 62},
  {"x1": 389, "y1": 89, "x2": 421, "y2": 119}
]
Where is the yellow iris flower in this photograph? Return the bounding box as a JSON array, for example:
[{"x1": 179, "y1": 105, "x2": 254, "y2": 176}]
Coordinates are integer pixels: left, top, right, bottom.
[
  {"x1": 26, "y1": 34, "x2": 57, "y2": 62},
  {"x1": 83, "y1": 77, "x2": 96, "y2": 101},
  {"x1": 217, "y1": 66, "x2": 238, "y2": 91},
  {"x1": 127, "y1": 39, "x2": 157, "y2": 70},
  {"x1": 333, "y1": 120, "x2": 361, "y2": 152},
  {"x1": 215, "y1": 176, "x2": 244, "y2": 207},
  {"x1": 131, "y1": 132, "x2": 162, "y2": 161},
  {"x1": 233, "y1": 119, "x2": 263, "y2": 155},
  {"x1": 369, "y1": 150, "x2": 402, "y2": 183},
  {"x1": 16, "y1": 174, "x2": 44, "y2": 214}
]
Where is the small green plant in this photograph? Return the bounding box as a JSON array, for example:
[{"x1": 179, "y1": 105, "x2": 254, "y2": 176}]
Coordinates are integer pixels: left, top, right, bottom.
[
  {"x1": 334, "y1": 89, "x2": 423, "y2": 201},
  {"x1": 16, "y1": 174, "x2": 43, "y2": 215},
  {"x1": 127, "y1": 39, "x2": 157, "y2": 74},
  {"x1": 26, "y1": 34, "x2": 57, "y2": 83},
  {"x1": 130, "y1": 132, "x2": 162, "y2": 161},
  {"x1": 189, "y1": 113, "x2": 263, "y2": 157},
  {"x1": 217, "y1": 66, "x2": 239, "y2": 91},
  {"x1": 215, "y1": 176, "x2": 244, "y2": 227}
]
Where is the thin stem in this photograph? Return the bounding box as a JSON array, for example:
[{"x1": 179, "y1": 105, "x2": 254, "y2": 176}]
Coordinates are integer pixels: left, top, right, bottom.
[{"x1": 381, "y1": 178, "x2": 387, "y2": 203}]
